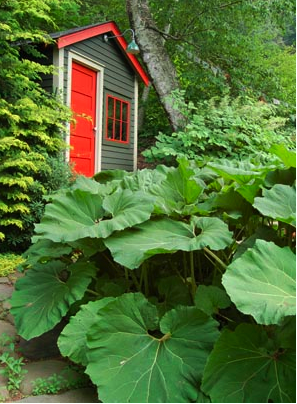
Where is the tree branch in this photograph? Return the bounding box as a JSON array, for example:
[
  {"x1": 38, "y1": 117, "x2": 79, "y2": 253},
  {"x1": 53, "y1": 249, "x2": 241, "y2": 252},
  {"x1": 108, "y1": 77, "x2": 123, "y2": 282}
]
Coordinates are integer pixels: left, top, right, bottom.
[
  {"x1": 219, "y1": 0, "x2": 243, "y2": 10},
  {"x1": 146, "y1": 24, "x2": 218, "y2": 53}
]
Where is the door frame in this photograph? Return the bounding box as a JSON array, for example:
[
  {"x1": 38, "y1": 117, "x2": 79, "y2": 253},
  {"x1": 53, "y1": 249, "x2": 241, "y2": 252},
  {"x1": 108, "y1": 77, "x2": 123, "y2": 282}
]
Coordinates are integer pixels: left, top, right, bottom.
[{"x1": 66, "y1": 51, "x2": 104, "y2": 173}]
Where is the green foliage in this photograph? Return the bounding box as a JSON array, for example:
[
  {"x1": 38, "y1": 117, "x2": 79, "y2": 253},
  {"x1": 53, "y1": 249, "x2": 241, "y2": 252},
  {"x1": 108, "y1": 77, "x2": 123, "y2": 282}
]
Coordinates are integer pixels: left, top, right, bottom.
[
  {"x1": 143, "y1": 93, "x2": 295, "y2": 165},
  {"x1": 0, "y1": 253, "x2": 25, "y2": 277},
  {"x1": 223, "y1": 240, "x2": 296, "y2": 325},
  {"x1": 85, "y1": 294, "x2": 219, "y2": 403},
  {"x1": 253, "y1": 184, "x2": 296, "y2": 226},
  {"x1": 0, "y1": 334, "x2": 27, "y2": 393},
  {"x1": 10, "y1": 146, "x2": 296, "y2": 402},
  {"x1": 32, "y1": 374, "x2": 67, "y2": 395},
  {"x1": 171, "y1": 0, "x2": 296, "y2": 103},
  {"x1": 68, "y1": 0, "x2": 296, "y2": 136},
  {"x1": 194, "y1": 285, "x2": 231, "y2": 316},
  {"x1": 32, "y1": 367, "x2": 89, "y2": 396},
  {"x1": 0, "y1": 0, "x2": 74, "y2": 252},
  {"x1": 201, "y1": 322, "x2": 296, "y2": 403},
  {"x1": 11, "y1": 260, "x2": 97, "y2": 340}
]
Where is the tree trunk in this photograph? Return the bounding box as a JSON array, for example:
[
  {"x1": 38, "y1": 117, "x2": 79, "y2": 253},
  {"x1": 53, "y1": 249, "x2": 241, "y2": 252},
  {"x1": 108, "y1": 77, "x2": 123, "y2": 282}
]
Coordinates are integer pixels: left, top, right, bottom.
[
  {"x1": 138, "y1": 82, "x2": 151, "y2": 133},
  {"x1": 126, "y1": 0, "x2": 185, "y2": 131}
]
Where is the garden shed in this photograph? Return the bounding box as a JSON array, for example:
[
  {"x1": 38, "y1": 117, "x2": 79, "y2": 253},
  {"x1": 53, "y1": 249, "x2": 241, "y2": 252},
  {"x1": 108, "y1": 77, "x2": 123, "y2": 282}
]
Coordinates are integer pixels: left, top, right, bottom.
[{"x1": 41, "y1": 21, "x2": 149, "y2": 177}]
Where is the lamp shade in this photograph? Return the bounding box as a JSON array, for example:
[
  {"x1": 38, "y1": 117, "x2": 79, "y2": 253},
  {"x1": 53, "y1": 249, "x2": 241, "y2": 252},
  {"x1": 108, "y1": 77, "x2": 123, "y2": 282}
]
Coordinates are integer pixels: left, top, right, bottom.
[{"x1": 126, "y1": 39, "x2": 140, "y2": 54}]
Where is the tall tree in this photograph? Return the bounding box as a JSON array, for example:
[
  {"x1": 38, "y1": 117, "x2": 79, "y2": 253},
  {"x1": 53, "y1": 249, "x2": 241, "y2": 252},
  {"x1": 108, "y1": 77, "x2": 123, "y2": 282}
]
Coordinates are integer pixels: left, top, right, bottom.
[
  {"x1": 125, "y1": 0, "x2": 295, "y2": 132},
  {"x1": 126, "y1": 0, "x2": 185, "y2": 130}
]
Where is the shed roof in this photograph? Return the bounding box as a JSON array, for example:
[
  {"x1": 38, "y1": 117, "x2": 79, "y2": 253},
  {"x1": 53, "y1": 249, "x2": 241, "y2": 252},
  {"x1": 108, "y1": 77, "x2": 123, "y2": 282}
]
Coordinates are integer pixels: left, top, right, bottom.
[{"x1": 51, "y1": 21, "x2": 149, "y2": 86}]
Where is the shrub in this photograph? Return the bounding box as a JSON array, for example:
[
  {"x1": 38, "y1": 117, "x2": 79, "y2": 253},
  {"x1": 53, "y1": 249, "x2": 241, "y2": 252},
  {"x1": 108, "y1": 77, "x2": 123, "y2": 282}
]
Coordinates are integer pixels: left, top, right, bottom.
[
  {"x1": 143, "y1": 93, "x2": 295, "y2": 165},
  {"x1": 0, "y1": 253, "x2": 25, "y2": 277},
  {"x1": 0, "y1": 0, "x2": 73, "y2": 252}
]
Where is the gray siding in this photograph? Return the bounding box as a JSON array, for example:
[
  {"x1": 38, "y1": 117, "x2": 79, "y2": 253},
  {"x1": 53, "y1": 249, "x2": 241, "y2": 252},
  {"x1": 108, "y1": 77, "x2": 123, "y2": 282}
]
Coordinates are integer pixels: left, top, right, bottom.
[
  {"x1": 63, "y1": 36, "x2": 136, "y2": 172},
  {"x1": 41, "y1": 74, "x2": 53, "y2": 93},
  {"x1": 24, "y1": 46, "x2": 54, "y2": 94}
]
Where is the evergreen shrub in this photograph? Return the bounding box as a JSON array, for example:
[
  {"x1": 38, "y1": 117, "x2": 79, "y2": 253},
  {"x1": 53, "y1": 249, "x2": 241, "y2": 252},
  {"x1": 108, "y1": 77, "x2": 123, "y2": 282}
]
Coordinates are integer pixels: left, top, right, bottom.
[{"x1": 0, "y1": 0, "x2": 73, "y2": 252}]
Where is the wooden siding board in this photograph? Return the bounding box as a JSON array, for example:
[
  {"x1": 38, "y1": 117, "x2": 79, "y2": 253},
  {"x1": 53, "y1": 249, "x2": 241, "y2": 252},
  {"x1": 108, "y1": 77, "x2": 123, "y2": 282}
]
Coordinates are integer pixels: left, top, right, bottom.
[
  {"x1": 70, "y1": 39, "x2": 134, "y2": 77},
  {"x1": 101, "y1": 159, "x2": 133, "y2": 171},
  {"x1": 105, "y1": 88, "x2": 133, "y2": 100},
  {"x1": 40, "y1": 74, "x2": 53, "y2": 93},
  {"x1": 101, "y1": 151, "x2": 134, "y2": 160}
]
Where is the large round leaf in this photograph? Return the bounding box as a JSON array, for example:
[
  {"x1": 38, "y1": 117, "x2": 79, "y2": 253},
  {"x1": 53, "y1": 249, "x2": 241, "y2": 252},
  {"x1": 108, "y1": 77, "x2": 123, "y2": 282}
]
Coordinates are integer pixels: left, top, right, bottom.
[
  {"x1": 223, "y1": 240, "x2": 296, "y2": 325},
  {"x1": 85, "y1": 293, "x2": 219, "y2": 403},
  {"x1": 208, "y1": 160, "x2": 269, "y2": 203},
  {"x1": 105, "y1": 217, "x2": 233, "y2": 269},
  {"x1": 201, "y1": 323, "x2": 296, "y2": 403},
  {"x1": 157, "y1": 275, "x2": 192, "y2": 313},
  {"x1": 269, "y1": 144, "x2": 296, "y2": 168},
  {"x1": 253, "y1": 184, "x2": 296, "y2": 226},
  {"x1": 58, "y1": 297, "x2": 114, "y2": 366},
  {"x1": 99, "y1": 189, "x2": 155, "y2": 238},
  {"x1": 23, "y1": 239, "x2": 72, "y2": 267},
  {"x1": 195, "y1": 285, "x2": 231, "y2": 315},
  {"x1": 70, "y1": 175, "x2": 115, "y2": 195},
  {"x1": 33, "y1": 189, "x2": 105, "y2": 242},
  {"x1": 33, "y1": 188, "x2": 154, "y2": 243},
  {"x1": 120, "y1": 167, "x2": 167, "y2": 193},
  {"x1": 191, "y1": 216, "x2": 233, "y2": 250},
  {"x1": 10, "y1": 259, "x2": 97, "y2": 339},
  {"x1": 208, "y1": 160, "x2": 267, "y2": 184},
  {"x1": 149, "y1": 159, "x2": 205, "y2": 215}
]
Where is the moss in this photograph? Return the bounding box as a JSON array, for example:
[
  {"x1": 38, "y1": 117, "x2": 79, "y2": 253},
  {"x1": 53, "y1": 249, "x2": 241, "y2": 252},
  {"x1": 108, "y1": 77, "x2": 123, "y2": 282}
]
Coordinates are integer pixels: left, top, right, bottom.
[{"x1": 0, "y1": 254, "x2": 25, "y2": 277}]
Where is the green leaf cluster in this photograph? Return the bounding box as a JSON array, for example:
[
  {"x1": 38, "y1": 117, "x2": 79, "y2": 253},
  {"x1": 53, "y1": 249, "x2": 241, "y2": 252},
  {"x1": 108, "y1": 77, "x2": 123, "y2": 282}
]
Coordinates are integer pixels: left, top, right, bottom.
[
  {"x1": 10, "y1": 146, "x2": 296, "y2": 402},
  {"x1": 158, "y1": 0, "x2": 296, "y2": 103},
  {"x1": 0, "y1": 0, "x2": 74, "y2": 252},
  {"x1": 143, "y1": 93, "x2": 295, "y2": 166}
]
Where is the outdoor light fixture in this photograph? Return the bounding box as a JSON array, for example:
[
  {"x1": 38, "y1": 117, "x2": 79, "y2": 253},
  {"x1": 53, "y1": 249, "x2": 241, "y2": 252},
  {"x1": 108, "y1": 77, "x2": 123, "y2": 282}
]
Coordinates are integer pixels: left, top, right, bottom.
[{"x1": 104, "y1": 29, "x2": 140, "y2": 55}]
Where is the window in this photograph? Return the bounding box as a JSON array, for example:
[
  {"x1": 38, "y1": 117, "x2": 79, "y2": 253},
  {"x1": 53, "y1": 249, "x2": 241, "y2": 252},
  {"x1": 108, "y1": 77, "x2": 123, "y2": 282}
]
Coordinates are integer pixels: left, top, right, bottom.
[{"x1": 106, "y1": 95, "x2": 130, "y2": 143}]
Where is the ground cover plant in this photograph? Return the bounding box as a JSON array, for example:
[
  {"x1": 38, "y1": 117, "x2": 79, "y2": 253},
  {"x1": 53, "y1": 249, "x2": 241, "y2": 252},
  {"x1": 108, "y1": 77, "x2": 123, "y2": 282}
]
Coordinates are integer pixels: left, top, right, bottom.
[
  {"x1": 10, "y1": 144, "x2": 296, "y2": 403},
  {"x1": 0, "y1": 254, "x2": 25, "y2": 277}
]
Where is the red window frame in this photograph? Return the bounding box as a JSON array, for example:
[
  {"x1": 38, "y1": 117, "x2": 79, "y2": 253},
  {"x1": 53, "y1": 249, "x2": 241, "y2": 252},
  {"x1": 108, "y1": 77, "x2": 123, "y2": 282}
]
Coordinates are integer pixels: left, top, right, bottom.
[{"x1": 105, "y1": 95, "x2": 130, "y2": 144}]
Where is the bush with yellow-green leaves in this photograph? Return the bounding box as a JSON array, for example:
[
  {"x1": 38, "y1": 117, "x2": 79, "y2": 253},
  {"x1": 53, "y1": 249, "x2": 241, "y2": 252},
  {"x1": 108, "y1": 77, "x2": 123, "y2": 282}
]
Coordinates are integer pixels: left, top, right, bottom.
[
  {"x1": 0, "y1": 0, "x2": 73, "y2": 252},
  {"x1": 0, "y1": 253, "x2": 25, "y2": 277}
]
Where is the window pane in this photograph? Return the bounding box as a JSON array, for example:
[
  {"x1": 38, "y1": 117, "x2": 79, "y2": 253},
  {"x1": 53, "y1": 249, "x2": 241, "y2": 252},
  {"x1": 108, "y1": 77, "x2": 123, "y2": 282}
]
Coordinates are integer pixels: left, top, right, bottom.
[
  {"x1": 106, "y1": 96, "x2": 130, "y2": 143},
  {"x1": 115, "y1": 121, "x2": 121, "y2": 140},
  {"x1": 122, "y1": 103, "x2": 128, "y2": 121},
  {"x1": 107, "y1": 119, "x2": 113, "y2": 139},
  {"x1": 122, "y1": 122, "x2": 127, "y2": 142},
  {"x1": 108, "y1": 97, "x2": 114, "y2": 118},
  {"x1": 115, "y1": 100, "x2": 121, "y2": 120}
]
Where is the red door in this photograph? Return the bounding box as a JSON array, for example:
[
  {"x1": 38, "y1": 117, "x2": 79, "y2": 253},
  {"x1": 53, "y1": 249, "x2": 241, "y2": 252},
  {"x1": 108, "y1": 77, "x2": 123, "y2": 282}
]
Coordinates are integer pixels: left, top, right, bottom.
[{"x1": 70, "y1": 62, "x2": 97, "y2": 177}]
